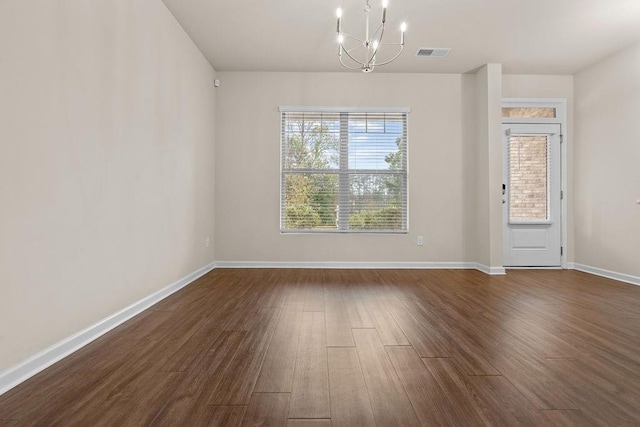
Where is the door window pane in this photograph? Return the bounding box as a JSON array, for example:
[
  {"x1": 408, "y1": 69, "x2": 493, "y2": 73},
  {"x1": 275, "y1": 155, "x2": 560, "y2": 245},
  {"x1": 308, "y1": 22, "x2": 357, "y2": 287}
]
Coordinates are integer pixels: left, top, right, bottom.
[
  {"x1": 502, "y1": 107, "x2": 556, "y2": 118},
  {"x1": 508, "y1": 135, "x2": 549, "y2": 222}
]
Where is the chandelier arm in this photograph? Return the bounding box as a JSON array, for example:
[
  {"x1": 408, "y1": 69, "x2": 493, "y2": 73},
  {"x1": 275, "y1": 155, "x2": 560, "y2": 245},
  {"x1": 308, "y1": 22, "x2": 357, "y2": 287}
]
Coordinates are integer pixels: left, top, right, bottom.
[
  {"x1": 369, "y1": 24, "x2": 386, "y2": 64},
  {"x1": 370, "y1": 46, "x2": 404, "y2": 66},
  {"x1": 339, "y1": 55, "x2": 365, "y2": 70},
  {"x1": 343, "y1": 33, "x2": 365, "y2": 44},
  {"x1": 371, "y1": 23, "x2": 383, "y2": 40},
  {"x1": 341, "y1": 45, "x2": 367, "y2": 67}
]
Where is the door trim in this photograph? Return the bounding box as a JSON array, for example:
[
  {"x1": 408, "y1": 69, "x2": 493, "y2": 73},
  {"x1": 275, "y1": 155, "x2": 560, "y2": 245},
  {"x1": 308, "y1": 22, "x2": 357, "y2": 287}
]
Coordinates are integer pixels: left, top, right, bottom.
[{"x1": 502, "y1": 98, "x2": 568, "y2": 268}]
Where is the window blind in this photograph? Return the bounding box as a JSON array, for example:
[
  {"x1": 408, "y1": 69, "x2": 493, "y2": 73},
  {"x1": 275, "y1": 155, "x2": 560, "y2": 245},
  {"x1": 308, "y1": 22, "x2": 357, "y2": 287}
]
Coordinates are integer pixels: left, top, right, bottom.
[{"x1": 281, "y1": 110, "x2": 408, "y2": 233}]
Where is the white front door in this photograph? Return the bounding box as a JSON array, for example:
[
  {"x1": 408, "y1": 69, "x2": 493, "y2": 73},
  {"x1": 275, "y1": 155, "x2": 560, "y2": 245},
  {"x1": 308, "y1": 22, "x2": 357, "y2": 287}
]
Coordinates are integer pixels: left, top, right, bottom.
[{"x1": 503, "y1": 123, "x2": 562, "y2": 267}]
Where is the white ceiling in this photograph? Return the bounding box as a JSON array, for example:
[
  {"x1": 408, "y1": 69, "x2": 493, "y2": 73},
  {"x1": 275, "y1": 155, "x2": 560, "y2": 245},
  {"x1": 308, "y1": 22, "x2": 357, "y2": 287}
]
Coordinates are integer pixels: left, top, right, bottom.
[{"x1": 161, "y1": 0, "x2": 640, "y2": 74}]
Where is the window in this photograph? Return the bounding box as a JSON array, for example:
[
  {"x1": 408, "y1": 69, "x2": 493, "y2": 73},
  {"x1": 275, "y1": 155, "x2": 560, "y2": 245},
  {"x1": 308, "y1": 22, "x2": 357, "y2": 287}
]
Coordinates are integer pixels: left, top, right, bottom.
[
  {"x1": 508, "y1": 134, "x2": 550, "y2": 222},
  {"x1": 502, "y1": 107, "x2": 556, "y2": 119},
  {"x1": 280, "y1": 109, "x2": 408, "y2": 233}
]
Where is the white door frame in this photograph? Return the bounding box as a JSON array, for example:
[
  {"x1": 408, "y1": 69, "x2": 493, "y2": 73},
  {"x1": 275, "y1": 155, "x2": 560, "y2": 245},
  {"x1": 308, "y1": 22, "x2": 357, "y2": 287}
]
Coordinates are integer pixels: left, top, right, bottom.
[{"x1": 502, "y1": 98, "x2": 568, "y2": 269}]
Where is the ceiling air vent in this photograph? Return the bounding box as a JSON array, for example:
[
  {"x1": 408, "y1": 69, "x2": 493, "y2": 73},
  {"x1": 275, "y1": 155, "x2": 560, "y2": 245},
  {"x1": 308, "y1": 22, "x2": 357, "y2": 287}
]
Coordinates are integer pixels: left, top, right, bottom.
[{"x1": 415, "y1": 48, "x2": 451, "y2": 58}]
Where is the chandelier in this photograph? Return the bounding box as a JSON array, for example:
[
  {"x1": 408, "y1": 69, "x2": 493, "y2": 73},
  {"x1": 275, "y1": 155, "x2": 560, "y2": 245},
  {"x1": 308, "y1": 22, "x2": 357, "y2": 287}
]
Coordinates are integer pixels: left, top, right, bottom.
[{"x1": 336, "y1": 0, "x2": 407, "y2": 72}]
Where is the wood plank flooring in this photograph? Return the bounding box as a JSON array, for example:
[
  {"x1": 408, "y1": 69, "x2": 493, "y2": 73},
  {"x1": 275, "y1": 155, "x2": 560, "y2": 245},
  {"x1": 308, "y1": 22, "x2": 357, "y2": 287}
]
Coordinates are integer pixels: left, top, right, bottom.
[{"x1": 1, "y1": 269, "x2": 640, "y2": 426}]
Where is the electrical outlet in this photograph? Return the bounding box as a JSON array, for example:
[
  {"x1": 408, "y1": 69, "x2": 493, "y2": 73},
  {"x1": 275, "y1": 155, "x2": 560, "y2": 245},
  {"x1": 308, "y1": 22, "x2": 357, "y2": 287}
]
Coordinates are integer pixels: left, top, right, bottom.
[
  {"x1": 205, "y1": 237, "x2": 210, "y2": 248},
  {"x1": 417, "y1": 235, "x2": 424, "y2": 246}
]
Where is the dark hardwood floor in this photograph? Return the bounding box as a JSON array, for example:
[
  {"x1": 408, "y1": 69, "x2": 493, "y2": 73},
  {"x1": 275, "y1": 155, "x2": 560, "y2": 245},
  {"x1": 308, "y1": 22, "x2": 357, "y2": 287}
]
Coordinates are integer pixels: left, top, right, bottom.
[{"x1": 1, "y1": 268, "x2": 640, "y2": 426}]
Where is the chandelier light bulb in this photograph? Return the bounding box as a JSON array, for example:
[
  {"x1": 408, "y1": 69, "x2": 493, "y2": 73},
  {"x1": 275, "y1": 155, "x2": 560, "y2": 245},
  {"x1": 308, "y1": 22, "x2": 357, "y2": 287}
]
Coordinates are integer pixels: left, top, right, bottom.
[
  {"x1": 336, "y1": 8, "x2": 342, "y2": 18},
  {"x1": 382, "y1": 0, "x2": 388, "y2": 8},
  {"x1": 401, "y1": 22, "x2": 407, "y2": 32}
]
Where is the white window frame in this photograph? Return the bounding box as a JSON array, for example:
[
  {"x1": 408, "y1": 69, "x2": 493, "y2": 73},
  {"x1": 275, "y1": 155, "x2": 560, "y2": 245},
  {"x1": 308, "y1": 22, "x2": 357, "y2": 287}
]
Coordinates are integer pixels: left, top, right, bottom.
[{"x1": 279, "y1": 106, "x2": 410, "y2": 234}]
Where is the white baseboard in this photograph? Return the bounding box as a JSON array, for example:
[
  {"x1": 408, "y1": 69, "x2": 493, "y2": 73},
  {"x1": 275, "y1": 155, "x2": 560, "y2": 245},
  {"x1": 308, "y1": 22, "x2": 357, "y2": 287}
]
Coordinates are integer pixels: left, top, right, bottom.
[
  {"x1": 0, "y1": 261, "x2": 216, "y2": 397},
  {"x1": 566, "y1": 262, "x2": 576, "y2": 270},
  {"x1": 215, "y1": 261, "x2": 507, "y2": 275},
  {"x1": 472, "y1": 263, "x2": 507, "y2": 275},
  {"x1": 572, "y1": 263, "x2": 640, "y2": 287},
  {"x1": 215, "y1": 260, "x2": 473, "y2": 269}
]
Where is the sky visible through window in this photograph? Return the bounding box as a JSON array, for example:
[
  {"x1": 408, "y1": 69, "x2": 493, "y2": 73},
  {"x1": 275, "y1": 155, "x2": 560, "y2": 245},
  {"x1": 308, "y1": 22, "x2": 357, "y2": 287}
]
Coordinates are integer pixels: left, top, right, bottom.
[
  {"x1": 284, "y1": 116, "x2": 403, "y2": 170},
  {"x1": 349, "y1": 119, "x2": 403, "y2": 170}
]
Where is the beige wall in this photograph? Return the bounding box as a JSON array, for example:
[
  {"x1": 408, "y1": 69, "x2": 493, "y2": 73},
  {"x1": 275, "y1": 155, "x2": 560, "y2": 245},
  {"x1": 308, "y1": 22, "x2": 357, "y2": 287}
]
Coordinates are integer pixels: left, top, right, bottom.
[
  {"x1": 215, "y1": 72, "x2": 474, "y2": 264},
  {"x1": 0, "y1": 1, "x2": 216, "y2": 370},
  {"x1": 503, "y1": 74, "x2": 575, "y2": 262},
  {"x1": 574, "y1": 42, "x2": 640, "y2": 277},
  {"x1": 503, "y1": 75, "x2": 574, "y2": 100}
]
